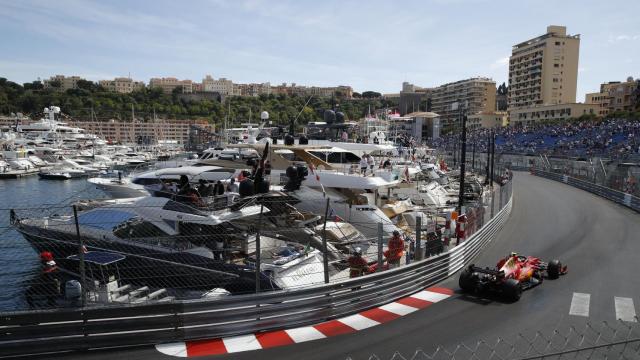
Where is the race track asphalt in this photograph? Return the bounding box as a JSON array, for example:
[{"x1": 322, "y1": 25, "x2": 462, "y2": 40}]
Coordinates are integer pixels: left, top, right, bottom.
[{"x1": 27, "y1": 172, "x2": 640, "y2": 360}]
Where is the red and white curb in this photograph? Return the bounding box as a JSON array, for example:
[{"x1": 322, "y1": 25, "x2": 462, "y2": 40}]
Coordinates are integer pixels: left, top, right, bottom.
[{"x1": 156, "y1": 287, "x2": 453, "y2": 357}]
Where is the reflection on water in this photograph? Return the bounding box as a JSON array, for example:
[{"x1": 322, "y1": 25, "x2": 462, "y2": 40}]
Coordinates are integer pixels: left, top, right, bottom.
[{"x1": 0, "y1": 176, "x2": 104, "y2": 311}]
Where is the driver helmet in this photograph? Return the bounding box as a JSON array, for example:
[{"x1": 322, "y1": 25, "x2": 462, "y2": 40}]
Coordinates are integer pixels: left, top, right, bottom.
[
  {"x1": 354, "y1": 247, "x2": 362, "y2": 256},
  {"x1": 510, "y1": 252, "x2": 518, "y2": 258},
  {"x1": 392, "y1": 230, "x2": 401, "y2": 237}
]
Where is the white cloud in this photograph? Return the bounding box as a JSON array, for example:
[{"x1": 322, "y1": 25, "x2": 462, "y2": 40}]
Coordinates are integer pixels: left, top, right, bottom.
[
  {"x1": 490, "y1": 56, "x2": 509, "y2": 69},
  {"x1": 608, "y1": 34, "x2": 640, "y2": 43},
  {"x1": 578, "y1": 67, "x2": 588, "y2": 73}
]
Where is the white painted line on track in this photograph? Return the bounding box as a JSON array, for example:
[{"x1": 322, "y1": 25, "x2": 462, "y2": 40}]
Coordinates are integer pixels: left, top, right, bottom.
[
  {"x1": 569, "y1": 293, "x2": 591, "y2": 317},
  {"x1": 337, "y1": 314, "x2": 380, "y2": 330},
  {"x1": 156, "y1": 342, "x2": 188, "y2": 357},
  {"x1": 614, "y1": 297, "x2": 637, "y2": 322},
  {"x1": 222, "y1": 334, "x2": 262, "y2": 353},
  {"x1": 379, "y1": 302, "x2": 419, "y2": 316},
  {"x1": 411, "y1": 290, "x2": 449, "y2": 303},
  {"x1": 284, "y1": 326, "x2": 327, "y2": 343}
]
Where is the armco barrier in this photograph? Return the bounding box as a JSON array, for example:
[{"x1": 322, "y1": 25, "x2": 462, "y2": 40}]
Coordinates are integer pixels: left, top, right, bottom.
[
  {"x1": 531, "y1": 169, "x2": 640, "y2": 213},
  {"x1": 0, "y1": 193, "x2": 513, "y2": 357}
]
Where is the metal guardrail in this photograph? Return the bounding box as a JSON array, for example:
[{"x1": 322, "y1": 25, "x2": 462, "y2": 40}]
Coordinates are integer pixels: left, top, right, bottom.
[
  {"x1": 531, "y1": 169, "x2": 640, "y2": 213},
  {"x1": 0, "y1": 193, "x2": 513, "y2": 357}
]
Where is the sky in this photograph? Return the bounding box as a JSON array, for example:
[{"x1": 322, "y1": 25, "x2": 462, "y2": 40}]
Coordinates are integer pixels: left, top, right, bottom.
[{"x1": 0, "y1": 0, "x2": 639, "y2": 101}]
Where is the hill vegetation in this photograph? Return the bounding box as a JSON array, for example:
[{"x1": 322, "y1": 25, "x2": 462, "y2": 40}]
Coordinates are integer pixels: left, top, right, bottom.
[{"x1": 0, "y1": 78, "x2": 397, "y2": 127}]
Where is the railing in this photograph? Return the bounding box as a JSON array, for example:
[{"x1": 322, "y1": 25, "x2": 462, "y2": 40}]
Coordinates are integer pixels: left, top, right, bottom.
[
  {"x1": 531, "y1": 168, "x2": 640, "y2": 213},
  {"x1": 0, "y1": 188, "x2": 513, "y2": 357}
]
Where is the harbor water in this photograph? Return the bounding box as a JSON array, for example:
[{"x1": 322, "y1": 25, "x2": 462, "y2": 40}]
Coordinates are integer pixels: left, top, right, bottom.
[{"x1": 0, "y1": 176, "x2": 104, "y2": 311}]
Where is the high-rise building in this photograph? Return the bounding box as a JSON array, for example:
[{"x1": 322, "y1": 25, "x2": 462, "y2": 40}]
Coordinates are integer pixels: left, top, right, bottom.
[
  {"x1": 430, "y1": 77, "x2": 496, "y2": 131},
  {"x1": 399, "y1": 82, "x2": 433, "y2": 116},
  {"x1": 99, "y1": 77, "x2": 145, "y2": 93},
  {"x1": 507, "y1": 25, "x2": 580, "y2": 111}
]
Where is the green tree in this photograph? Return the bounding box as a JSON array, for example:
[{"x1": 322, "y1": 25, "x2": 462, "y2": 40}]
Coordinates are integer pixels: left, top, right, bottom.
[{"x1": 361, "y1": 91, "x2": 382, "y2": 99}]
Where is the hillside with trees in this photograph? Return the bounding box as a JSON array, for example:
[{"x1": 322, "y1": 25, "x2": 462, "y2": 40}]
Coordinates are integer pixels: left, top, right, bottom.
[{"x1": 0, "y1": 78, "x2": 397, "y2": 128}]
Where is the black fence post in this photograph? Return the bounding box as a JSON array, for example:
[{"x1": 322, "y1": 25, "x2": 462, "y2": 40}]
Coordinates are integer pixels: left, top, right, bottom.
[
  {"x1": 415, "y1": 216, "x2": 422, "y2": 261},
  {"x1": 255, "y1": 204, "x2": 263, "y2": 294},
  {"x1": 377, "y1": 223, "x2": 383, "y2": 272},
  {"x1": 321, "y1": 197, "x2": 330, "y2": 284},
  {"x1": 72, "y1": 205, "x2": 86, "y2": 307}
]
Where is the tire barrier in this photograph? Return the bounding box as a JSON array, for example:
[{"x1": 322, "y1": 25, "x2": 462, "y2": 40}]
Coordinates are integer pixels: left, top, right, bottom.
[
  {"x1": 531, "y1": 169, "x2": 640, "y2": 213},
  {"x1": 0, "y1": 195, "x2": 513, "y2": 357}
]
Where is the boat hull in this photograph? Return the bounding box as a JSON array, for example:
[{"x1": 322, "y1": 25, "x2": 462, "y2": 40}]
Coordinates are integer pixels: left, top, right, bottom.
[{"x1": 16, "y1": 224, "x2": 275, "y2": 294}]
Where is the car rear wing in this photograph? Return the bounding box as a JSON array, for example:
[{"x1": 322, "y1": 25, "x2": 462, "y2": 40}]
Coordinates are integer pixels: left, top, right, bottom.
[{"x1": 468, "y1": 264, "x2": 505, "y2": 277}]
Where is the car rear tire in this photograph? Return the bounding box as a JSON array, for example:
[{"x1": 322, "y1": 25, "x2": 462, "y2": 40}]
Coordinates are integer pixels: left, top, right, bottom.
[
  {"x1": 459, "y1": 268, "x2": 476, "y2": 293},
  {"x1": 547, "y1": 260, "x2": 562, "y2": 279},
  {"x1": 503, "y1": 278, "x2": 522, "y2": 302}
]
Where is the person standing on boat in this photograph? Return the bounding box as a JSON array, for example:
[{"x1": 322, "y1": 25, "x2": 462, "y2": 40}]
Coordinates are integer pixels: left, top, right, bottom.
[
  {"x1": 360, "y1": 155, "x2": 369, "y2": 176},
  {"x1": 228, "y1": 177, "x2": 239, "y2": 193},
  {"x1": 264, "y1": 160, "x2": 272, "y2": 176},
  {"x1": 198, "y1": 179, "x2": 213, "y2": 197},
  {"x1": 367, "y1": 153, "x2": 375, "y2": 175}
]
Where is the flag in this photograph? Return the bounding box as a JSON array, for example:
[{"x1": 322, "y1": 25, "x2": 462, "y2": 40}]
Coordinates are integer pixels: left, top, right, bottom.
[{"x1": 328, "y1": 207, "x2": 343, "y2": 222}]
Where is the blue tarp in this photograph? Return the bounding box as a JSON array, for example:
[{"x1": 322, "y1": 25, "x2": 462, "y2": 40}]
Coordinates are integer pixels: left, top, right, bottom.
[{"x1": 75, "y1": 209, "x2": 135, "y2": 230}]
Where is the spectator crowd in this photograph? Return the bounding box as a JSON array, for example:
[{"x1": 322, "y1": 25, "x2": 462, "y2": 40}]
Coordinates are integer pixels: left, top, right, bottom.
[{"x1": 431, "y1": 118, "x2": 640, "y2": 159}]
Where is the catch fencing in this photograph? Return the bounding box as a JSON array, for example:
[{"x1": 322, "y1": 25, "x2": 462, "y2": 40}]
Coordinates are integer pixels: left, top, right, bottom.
[
  {"x1": 360, "y1": 318, "x2": 640, "y2": 360},
  {"x1": 530, "y1": 169, "x2": 640, "y2": 213},
  {"x1": 0, "y1": 184, "x2": 513, "y2": 357}
]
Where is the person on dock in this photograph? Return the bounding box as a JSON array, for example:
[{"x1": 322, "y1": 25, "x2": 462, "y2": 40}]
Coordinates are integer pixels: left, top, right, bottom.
[
  {"x1": 385, "y1": 230, "x2": 405, "y2": 269},
  {"x1": 348, "y1": 247, "x2": 370, "y2": 278}
]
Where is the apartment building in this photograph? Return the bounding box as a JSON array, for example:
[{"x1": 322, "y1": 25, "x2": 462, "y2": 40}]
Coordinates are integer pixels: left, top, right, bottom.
[
  {"x1": 271, "y1": 83, "x2": 353, "y2": 98},
  {"x1": 584, "y1": 92, "x2": 610, "y2": 117},
  {"x1": 510, "y1": 103, "x2": 598, "y2": 127},
  {"x1": 430, "y1": 77, "x2": 496, "y2": 131},
  {"x1": 466, "y1": 111, "x2": 508, "y2": 130},
  {"x1": 202, "y1": 75, "x2": 234, "y2": 95},
  {"x1": 98, "y1": 77, "x2": 145, "y2": 94},
  {"x1": 149, "y1": 77, "x2": 193, "y2": 94},
  {"x1": 232, "y1": 82, "x2": 271, "y2": 97},
  {"x1": 507, "y1": 26, "x2": 580, "y2": 111},
  {"x1": 601, "y1": 77, "x2": 639, "y2": 112},
  {"x1": 65, "y1": 119, "x2": 212, "y2": 145},
  {"x1": 42, "y1": 75, "x2": 85, "y2": 91}
]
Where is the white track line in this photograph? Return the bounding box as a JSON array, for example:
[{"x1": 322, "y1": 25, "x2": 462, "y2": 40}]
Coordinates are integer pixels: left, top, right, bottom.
[
  {"x1": 222, "y1": 334, "x2": 262, "y2": 353},
  {"x1": 379, "y1": 302, "x2": 420, "y2": 316},
  {"x1": 569, "y1": 292, "x2": 591, "y2": 317},
  {"x1": 155, "y1": 342, "x2": 187, "y2": 357},
  {"x1": 284, "y1": 326, "x2": 327, "y2": 343},
  {"x1": 337, "y1": 314, "x2": 380, "y2": 330},
  {"x1": 614, "y1": 297, "x2": 637, "y2": 322},
  {"x1": 411, "y1": 290, "x2": 449, "y2": 303}
]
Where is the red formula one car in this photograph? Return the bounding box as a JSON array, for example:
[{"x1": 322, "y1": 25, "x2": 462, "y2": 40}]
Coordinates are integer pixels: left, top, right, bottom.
[{"x1": 459, "y1": 252, "x2": 567, "y2": 301}]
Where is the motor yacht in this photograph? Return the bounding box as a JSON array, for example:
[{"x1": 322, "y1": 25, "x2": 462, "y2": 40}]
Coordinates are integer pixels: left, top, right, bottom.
[{"x1": 11, "y1": 194, "x2": 340, "y2": 294}]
